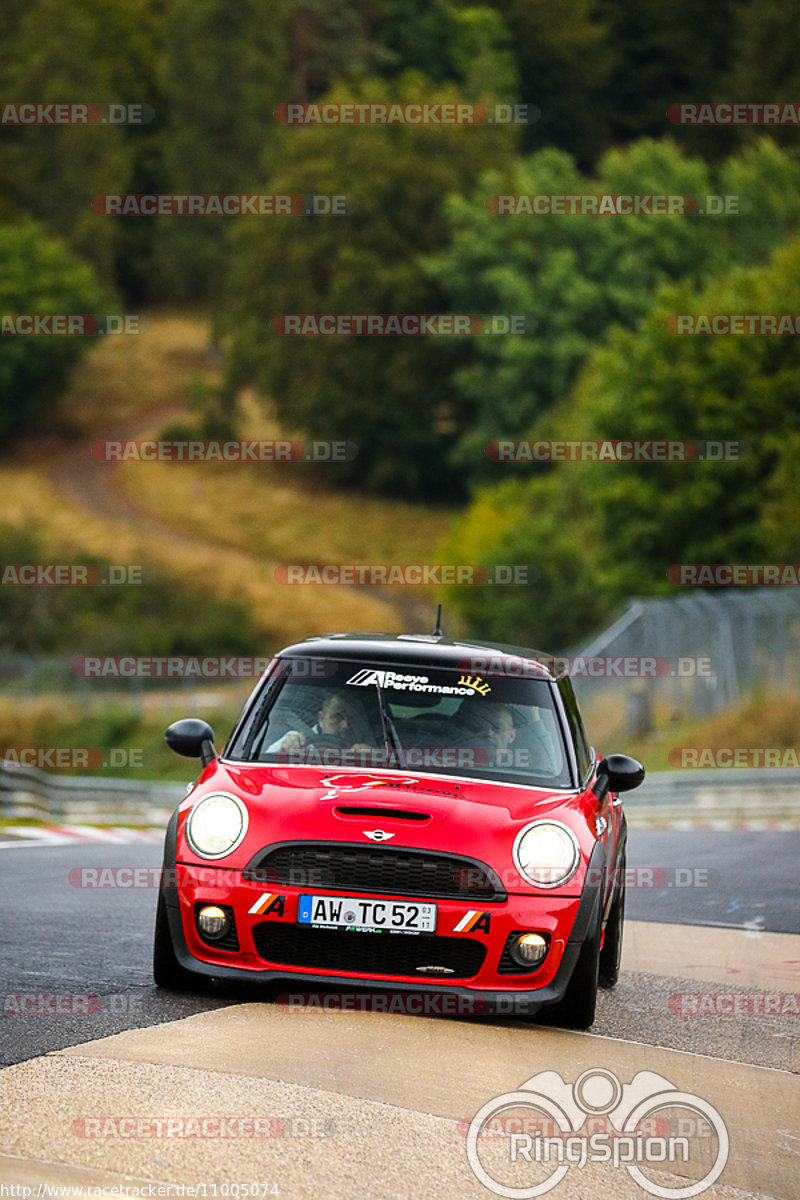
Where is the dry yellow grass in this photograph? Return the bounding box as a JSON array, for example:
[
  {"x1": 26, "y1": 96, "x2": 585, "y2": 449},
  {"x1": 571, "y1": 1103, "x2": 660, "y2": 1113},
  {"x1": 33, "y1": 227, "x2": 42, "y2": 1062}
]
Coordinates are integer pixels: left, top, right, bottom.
[
  {"x1": 0, "y1": 311, "x2": 455, "y2": 649},
  {"x1": 0, "y1": 694, "x2": 245, "y2": 780},
  {"x1": 597, "y1": 691, "x2": 800, "y2": 772},
  {"x1": 116, "y1": 434, "x2": 452, "y2": 566},
  {"x1": 0, "y1": 467, "x2": 400, "y2": 645},
  {"x1": 52, "y1": 309, "x2": 221, "y2": 434}
]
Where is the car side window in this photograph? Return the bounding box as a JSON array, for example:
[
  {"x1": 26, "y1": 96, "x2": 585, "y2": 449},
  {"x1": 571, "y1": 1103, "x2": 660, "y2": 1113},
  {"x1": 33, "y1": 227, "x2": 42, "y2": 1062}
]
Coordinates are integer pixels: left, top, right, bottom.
[{"x1": 557, "y1": 678, "x2": 593, "y2": 783}]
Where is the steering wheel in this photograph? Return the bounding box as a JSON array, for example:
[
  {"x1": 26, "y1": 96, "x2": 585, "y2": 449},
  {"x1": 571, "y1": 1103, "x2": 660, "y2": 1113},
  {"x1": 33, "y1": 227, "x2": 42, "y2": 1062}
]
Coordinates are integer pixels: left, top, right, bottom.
[{"x1": 303, "y1": 733, "x2": 347, "y2": 749}]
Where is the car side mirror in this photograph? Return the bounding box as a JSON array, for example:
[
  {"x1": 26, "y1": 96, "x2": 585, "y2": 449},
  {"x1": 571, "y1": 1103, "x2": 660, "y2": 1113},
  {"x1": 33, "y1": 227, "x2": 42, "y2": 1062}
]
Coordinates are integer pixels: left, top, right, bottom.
[
  {"x1": 593, "y1": 754, "x2": 645, "y2": 801},
  {"x1": 165, "y1": 718, "x2": 217, "y2": 767}
]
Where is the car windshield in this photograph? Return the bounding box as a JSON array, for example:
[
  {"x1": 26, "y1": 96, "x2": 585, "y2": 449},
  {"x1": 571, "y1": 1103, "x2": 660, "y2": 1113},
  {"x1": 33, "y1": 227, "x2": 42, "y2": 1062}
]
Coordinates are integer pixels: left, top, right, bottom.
[{"x1": 226, "y1": 657, "x2": 573, "y2": 787}]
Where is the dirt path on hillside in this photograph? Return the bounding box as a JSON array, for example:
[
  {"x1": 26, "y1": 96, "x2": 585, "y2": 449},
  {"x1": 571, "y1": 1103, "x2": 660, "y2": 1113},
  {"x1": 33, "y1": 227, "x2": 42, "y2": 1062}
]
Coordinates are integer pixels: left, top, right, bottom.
[
  {"x1": 46, "y1": 405, "x2": 204, "y2": 543},
  {"x1": 41, "y1": 407, "x2": 433, "y2": 636}
]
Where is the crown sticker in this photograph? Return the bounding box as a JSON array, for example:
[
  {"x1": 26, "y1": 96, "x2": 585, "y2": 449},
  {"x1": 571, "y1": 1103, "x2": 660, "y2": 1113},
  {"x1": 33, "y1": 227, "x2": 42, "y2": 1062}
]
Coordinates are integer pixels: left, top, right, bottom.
[{"x1": 458, "y1": 674, "x2": 491, "y2": 696}]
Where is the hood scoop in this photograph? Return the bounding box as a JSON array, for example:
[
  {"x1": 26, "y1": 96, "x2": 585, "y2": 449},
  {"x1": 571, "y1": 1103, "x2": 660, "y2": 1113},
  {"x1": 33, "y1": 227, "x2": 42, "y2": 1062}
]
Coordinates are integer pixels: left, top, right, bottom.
[{"x1": 334, "y1": 805, "x2": 431, "y2": 823}]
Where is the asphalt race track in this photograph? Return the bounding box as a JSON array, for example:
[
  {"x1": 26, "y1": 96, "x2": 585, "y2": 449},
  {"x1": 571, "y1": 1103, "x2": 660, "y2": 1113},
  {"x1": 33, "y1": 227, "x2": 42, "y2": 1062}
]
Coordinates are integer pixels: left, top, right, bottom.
[{"x1": 1, "y1": 829, "x2": 798, "y2": 1198}]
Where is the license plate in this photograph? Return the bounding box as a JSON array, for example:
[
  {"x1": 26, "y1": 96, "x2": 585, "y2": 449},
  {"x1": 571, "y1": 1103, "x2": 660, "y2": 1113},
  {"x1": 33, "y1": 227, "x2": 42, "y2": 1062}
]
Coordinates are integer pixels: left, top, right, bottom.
[{"x1": 297, "y1": 894, "x2": 437, "y2": 934}]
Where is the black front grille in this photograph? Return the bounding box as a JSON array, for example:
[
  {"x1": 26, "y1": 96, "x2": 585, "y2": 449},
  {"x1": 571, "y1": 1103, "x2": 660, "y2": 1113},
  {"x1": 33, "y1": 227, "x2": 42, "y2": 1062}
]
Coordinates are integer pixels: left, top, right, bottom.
[
  {"x1": 243, "y1": 842, "x2": 505, "y2": 901},
  {"x1": 252, "y1": 923, "x2": 486, "y2": 978}
]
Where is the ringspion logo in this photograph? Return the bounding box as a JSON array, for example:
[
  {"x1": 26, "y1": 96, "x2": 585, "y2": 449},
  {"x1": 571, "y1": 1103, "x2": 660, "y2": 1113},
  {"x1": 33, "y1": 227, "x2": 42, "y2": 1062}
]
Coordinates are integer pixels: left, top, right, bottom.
[{"x1": 466, "y1": 1069, "x2": 729, "y2": 1198}]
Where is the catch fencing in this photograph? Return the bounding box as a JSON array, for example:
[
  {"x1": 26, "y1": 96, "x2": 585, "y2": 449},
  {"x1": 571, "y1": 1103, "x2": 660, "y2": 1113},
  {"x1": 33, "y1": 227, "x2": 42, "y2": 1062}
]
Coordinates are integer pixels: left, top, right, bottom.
[{"x1": 569, "y1": 588, "x2": 800, "y2": 731}]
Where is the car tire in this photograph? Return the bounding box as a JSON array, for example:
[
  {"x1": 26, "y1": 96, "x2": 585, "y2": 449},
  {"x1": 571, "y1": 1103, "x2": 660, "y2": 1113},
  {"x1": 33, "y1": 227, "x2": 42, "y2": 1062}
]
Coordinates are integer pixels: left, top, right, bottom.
[
  {"x1": 599, "y1": 850, "x2": 626, "y2": 990},
  {"x1": 153, "y1": 891, "x2": 196, "y2": 991},
  {"x1": 540, "y1": 913, "x2": 601, "y2": 1031}
]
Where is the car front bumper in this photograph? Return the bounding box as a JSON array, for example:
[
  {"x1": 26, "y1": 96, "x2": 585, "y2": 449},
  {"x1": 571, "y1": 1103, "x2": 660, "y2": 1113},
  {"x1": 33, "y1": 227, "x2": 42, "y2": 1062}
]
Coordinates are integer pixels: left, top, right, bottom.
[{"x1": 160, "y1": 840, "x2": 607, "y2": 1018}]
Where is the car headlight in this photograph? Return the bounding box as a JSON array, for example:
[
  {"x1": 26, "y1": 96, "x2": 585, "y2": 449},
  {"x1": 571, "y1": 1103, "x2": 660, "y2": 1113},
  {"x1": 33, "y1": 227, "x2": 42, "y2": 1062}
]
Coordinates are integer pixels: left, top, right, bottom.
[
  {"x1": 513, "y1": 820, "x2": 581, "y2": 888},
  {"x1": 185, "y1": 793, "x2": 248, "y2": 859}
]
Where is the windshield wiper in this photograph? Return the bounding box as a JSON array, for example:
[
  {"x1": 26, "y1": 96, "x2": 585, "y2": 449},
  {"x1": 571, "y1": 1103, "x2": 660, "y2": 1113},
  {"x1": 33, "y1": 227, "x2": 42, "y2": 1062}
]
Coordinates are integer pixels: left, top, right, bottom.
[{"x1": 373, "y1": 677, "x2": 406, "y2": 769}]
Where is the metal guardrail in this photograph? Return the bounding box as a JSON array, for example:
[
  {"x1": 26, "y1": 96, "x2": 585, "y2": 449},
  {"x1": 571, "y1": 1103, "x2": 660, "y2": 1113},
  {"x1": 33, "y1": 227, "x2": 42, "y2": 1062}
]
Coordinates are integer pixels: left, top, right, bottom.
[
  {"x1": 638, "y1": 767, "x2": 800, "y2": 801},
  {"x1": 0, "y1": 761, "x2": 185, "y2": 824},
  {"x1": 628, "y1": 766, "x2": 800, "y2": 826},
  {"x1": 2, "y1": 762, "x2": 799, "y2": 827}
]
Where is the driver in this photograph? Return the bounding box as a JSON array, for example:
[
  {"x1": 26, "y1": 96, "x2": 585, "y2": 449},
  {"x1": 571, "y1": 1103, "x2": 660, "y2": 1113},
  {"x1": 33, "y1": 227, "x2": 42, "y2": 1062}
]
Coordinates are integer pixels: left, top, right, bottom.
[{"x1": 268, "y1": 694, "x2": 368, "y2": 753}]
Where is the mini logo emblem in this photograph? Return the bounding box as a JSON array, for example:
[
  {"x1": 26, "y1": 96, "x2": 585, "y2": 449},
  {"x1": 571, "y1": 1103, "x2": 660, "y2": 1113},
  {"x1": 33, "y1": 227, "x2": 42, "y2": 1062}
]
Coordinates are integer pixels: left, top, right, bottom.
[{"x1": 363, "y1": 829, "x2": 394, "y2": 842}]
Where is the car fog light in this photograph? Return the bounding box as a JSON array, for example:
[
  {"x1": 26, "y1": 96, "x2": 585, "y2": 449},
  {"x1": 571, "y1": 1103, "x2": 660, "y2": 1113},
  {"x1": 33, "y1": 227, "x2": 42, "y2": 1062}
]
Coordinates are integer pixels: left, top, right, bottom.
[
  {"x1": 197, "y1": 905, "x2": 229, "y2": 938},
  {"x1": 510, "y1": 932, "x2": 549, "y2": 966}
]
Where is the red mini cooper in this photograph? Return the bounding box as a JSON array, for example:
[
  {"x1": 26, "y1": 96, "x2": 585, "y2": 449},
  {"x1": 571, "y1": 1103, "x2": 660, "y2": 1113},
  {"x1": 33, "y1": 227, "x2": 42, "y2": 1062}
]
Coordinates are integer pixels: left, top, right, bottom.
[{"x1": 153, "y1": 633, "x2": 644, "y2": 1028}]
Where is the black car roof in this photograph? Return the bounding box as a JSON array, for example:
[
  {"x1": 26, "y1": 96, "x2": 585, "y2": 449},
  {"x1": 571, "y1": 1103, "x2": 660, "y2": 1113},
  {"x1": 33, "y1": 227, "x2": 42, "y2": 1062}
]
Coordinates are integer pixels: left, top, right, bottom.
[{"x1": 276, "y1": 633, "x2": 558, "y2": 680}]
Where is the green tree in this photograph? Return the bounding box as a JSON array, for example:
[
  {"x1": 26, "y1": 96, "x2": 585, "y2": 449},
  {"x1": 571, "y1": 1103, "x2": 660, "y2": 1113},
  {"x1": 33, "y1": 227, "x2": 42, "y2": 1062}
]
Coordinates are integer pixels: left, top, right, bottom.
[
  {"x1": 438, "y1": 472, "x2": 604, "y2": 651},
  {"x1": 285, "y1": 0, "x2": 386, "y2": 101},
  {"x1": 723, "y1": 0, "x2": 800, "y2": 152},
  {"x1": 488, "y1": 0, "x2": 616, "y2": 167},
  {"x1": 430, "y1": 139, "x2": 721, "y2": 483},
  {"x1": 572, "y1": 236, "x2": 800, "y2": 595},
  {"x1": 600, "y1": 0, "x2": 737, "y2": 153},
  {"x1": 441, "y1": 235, "x2": 800, "y2": 648},
  {"x1": 0, "y1": 0, "x2": 163, "y2": 289},
  {"x1": 0, "y1": 220, "x2": 104, "y2": 438},
  {"x1": 376, "y1": 1, "x2": 515, "y2": 97},
  {"x1": 431, "y1": 137, "x2": 800, "y2": 487},
  {"x1": 377, "y1": 0, "x2": 461, "y2": 82},
  {"x1": 222, "y1": 74, "x2": 515, "y2": 496},
  {"x1": 447, "y1": 5, "x2": 516, "y2": 100},
  {"x1": 155, "y1": 0, "x2": 292, "y2": 298}
]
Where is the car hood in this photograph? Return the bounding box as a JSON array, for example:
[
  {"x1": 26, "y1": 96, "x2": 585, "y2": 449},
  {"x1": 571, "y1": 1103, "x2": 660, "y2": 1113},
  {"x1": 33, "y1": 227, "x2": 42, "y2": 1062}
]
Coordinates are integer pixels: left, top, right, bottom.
[{"x1": 177, "y1": 760, "x2": 595, "y2": 888}]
